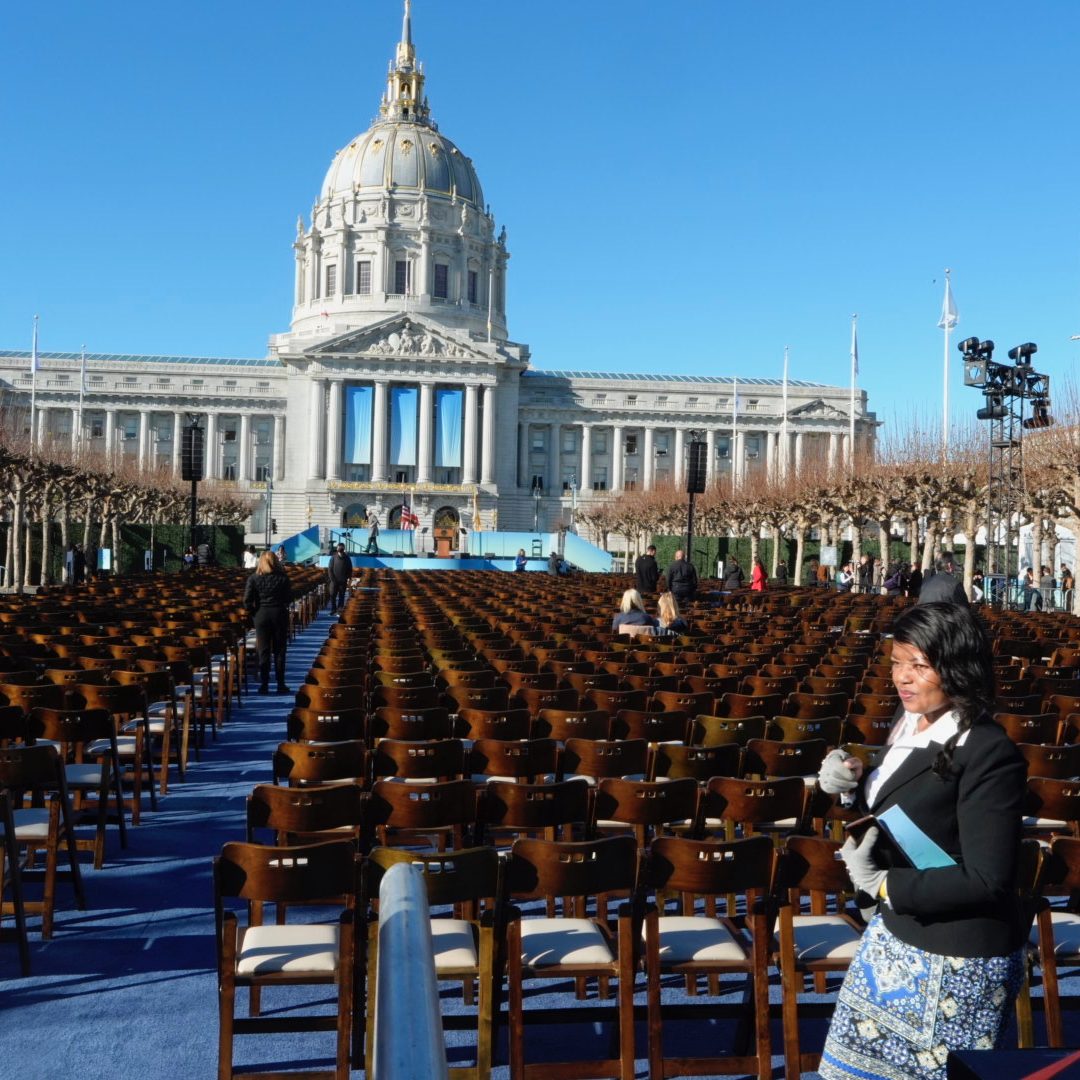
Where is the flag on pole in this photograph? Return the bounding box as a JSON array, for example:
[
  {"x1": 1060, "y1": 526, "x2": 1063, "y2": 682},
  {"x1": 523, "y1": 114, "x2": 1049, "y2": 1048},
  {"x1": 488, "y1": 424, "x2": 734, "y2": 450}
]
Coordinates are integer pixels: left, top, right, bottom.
[
  {"x1": 938, "y1": 276, "x2": 959, "y2": 330},
  {"x1": 30, "y1": 317, "x2": 38, "y2": 373}
]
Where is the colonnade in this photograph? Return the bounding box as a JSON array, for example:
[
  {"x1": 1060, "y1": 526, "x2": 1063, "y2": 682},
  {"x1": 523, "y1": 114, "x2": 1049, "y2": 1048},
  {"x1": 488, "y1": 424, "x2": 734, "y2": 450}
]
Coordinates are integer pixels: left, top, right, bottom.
[
  {"x1": 518, "y1": 421, "x2": 855, "y2": 492},
  {"x1": 30, "y1": 404, "x2": 284, "y2": 482},
  {"x1": 308, "y1": 377, "x2": 497, "y2": 484}
]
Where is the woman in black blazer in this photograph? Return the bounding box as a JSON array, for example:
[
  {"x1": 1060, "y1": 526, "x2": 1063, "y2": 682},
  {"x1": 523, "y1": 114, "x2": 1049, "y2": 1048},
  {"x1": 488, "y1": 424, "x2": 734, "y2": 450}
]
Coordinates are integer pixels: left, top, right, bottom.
[{"x1": 816, "y1": 602, "x2": 1027, "y2": 1080}]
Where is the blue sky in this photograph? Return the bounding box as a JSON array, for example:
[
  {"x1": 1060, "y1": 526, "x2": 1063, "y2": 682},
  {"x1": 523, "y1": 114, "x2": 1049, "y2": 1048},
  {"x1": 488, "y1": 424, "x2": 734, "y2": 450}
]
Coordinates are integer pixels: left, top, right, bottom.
[{"x1": 3, "y1": 1, "x2": 1078, "y2": 437}]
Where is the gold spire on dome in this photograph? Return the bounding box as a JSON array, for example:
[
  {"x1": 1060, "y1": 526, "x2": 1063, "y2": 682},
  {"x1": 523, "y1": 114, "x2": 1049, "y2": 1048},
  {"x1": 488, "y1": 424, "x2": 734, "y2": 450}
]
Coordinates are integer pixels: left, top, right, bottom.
[{"x1": 381, "y1": 0, "x2": 431, "y2": 125}]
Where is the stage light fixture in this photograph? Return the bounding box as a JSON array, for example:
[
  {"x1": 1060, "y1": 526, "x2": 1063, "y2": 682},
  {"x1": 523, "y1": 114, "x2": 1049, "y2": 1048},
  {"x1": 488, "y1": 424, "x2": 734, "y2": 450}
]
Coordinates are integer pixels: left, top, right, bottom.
[{"x1": 1007, "y1": 342, "x2": 1038, "y2": 363}]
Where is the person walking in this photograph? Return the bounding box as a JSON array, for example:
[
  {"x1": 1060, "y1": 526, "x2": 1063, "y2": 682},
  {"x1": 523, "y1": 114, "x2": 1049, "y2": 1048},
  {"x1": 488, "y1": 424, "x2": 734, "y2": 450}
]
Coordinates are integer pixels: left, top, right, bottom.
[
  {"x1": 365, "y1": 514, "x2": 380, "y2": 555},
  {"x1": 667, "y1": 549, "x2": 699, "y2": 605},
  {"x1": 244, "y1": 550, "x2": 293, "y2": 695},
  {"x1": 750, "y1": 556, "x2": 767, "y2": 592},
  {"x1": 816, "y1": 602, "x2": 1027, "y2": 1080},
  {"x1": 722, "y1": 556, "x2": 744, "y2": 591},
  {"x1": 326, "y1": 543, "x2": 353, "y2": 614},
  {"x1": 635, "y1": 544, "x2": 660, "y2": 594},
  {"x1": 918, "y1": 552, "x2": 968, "y2": 606},
  {"x1": 514, "y1": 548, "x2": 527, "y2": 572}
]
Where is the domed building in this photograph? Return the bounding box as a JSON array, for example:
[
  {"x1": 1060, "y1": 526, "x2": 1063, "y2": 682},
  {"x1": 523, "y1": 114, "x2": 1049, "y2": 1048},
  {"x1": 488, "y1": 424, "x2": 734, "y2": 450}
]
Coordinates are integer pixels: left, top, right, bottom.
[{"x1": 0, "y1": 2, "x2": 875, "y2": 553}]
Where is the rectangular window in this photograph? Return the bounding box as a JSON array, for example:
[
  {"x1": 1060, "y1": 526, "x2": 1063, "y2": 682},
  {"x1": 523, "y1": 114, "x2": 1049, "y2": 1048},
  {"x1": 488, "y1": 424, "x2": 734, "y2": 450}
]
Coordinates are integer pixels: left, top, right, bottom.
[
  {"x1": 325, "y1": 264, "x2": 337, "y2": 298},
  {"x1": 561, "y1": 431, "x2": 576, "y2": 454},
  {"x1": 531, "y1": 474, "x2": 545, "y2": 491},
  {"x1": 625, "y1": 394, "x2": 637, "y2": 406},
  {"x1": 716, "y1": 437, "x2": 731, "y2": 459},
  {"x1": 356, "y1": 260, "x2": 372, "y2": 294},
  {"x1": 433, "y1": 263, "x2": 449, "y2": 299},
  {"x1": 656, "y1": 432, "x2": 670, "y2": 452},
  {"x1": 593, "y1": 467, "x2": 608, "y2": 490},
  {"x1": 90, "y1": 417, "x2": 104, "y2": 438},
  {"x1": 222, "y1": 462, "x2": 237, "y2": 481},
  {"x1": 656, "y1": 394, "x2": 668, "y2": 406},
  {"x1": 255, "y1": 463, "x2": 271, "y2": 482},
  {"x1": 468, "y1": 270, "x2": 478, "y2": 304},
  {"x1": 625, "y1": 435, "x2": 638, "y2": 455},
  {"x1": 394, "y1": 260, "x2": 409, "y2": 295},
  {"x1": 562, "y1": 469, "x2": 576, "y2": 490},
  {"x1": 531, "y1": 430, "x2": 546, "y2": 452},
  {"x1": 593, "y1": 432, "x2": 607, "y2": 454}
]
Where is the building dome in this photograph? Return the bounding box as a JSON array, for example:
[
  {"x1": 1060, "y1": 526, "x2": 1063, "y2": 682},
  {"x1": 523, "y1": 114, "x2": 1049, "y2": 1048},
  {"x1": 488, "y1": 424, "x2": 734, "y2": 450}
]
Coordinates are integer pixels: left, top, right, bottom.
[{"x1": 320, "y1": 122, "x2": 483, "y2": 207}]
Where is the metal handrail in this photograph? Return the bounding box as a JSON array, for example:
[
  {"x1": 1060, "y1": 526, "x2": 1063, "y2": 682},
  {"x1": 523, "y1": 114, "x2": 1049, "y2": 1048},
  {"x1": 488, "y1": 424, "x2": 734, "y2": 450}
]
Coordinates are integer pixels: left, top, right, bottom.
[{"x1": 372, "y1": 862, "x2": 449, "y2": 1080}]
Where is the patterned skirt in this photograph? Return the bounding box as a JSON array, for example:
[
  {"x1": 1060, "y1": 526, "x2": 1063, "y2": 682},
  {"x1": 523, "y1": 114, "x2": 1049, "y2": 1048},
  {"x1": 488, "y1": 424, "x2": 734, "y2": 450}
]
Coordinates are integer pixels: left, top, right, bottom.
[{"x1": 818, "y1": 913, "x2": 1024, "y2": 1080}]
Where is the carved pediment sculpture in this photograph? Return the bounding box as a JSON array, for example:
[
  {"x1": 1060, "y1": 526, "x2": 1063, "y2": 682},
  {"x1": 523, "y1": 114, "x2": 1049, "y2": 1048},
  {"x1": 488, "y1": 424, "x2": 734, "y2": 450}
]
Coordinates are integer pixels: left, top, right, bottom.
[
  {"x1": 787, "y1": 398, "x2": 851, "y2": 421},
  {"x1": 314, "y1": 319, "x2": 479, "y2": 360}
]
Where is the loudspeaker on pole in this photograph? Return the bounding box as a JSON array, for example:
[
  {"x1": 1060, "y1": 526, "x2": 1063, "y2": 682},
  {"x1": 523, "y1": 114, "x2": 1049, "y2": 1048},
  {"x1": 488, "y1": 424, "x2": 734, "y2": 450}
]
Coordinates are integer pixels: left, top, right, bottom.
[
  {"x1": 686, "y1": 441, "x2": 707, "y2": 494},
  {"x1": 181, "y1": 427, "x2": 205, "y2": 482}
]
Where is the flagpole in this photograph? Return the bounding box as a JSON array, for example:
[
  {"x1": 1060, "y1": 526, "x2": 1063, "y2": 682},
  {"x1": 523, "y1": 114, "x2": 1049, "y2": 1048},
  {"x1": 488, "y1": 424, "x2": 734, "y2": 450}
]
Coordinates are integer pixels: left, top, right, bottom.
[
  {"x1": 849, "y1": 314, "x2": 858, "y2": 473},
  {"x1": 77, "y1": 343, "x2": 86, "y2": 452},
  {"x1": 731, "y1": 376, "x2": 739, "y2": 495},
  {"x1": 780, "y1": 345, "x2": 789, "y2": 480},
  {"x1": 29, "y1": 314, "x2": 39, "y2": 453},
  {"x1": 941, "y1": 268, "x2": 954, "y2": 458}
]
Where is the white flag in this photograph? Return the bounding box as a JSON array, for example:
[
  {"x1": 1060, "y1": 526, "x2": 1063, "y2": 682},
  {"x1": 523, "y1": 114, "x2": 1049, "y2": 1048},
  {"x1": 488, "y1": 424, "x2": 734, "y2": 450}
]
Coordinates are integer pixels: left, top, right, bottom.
[
  {"x1": 938, "y1": 277, "x2": 958, "y2": 330},
  {"x1": 30, "y1": 316, "x2": 38, "y2": 373},
  {"x1": 851, "y1": 320, "x2": 859, "y2": 376}
]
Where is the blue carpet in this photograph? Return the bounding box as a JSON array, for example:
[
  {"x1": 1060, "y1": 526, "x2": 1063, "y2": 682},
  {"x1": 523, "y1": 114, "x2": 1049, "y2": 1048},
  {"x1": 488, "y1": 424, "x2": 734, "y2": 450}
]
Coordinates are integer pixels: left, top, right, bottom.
[{"x1": 1, "y1": 609, "x2": 1072, "y2": 1078}]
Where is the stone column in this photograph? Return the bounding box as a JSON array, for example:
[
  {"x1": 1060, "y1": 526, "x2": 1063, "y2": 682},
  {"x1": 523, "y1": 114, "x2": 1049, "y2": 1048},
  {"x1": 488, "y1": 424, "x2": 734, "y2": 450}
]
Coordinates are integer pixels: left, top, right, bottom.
[
  {"x1": 273, "y1": 414, "x2": 285, "y2": 480},
  {"x1": 137, "y1": 410, "x2": 150, "y2": 469},
  {"x1": 417, "y1": 382, "x2": 434, "y2": 483},
  {"x1": 548, "y1": 421, "x2": 561, "y2": 493},
  {"x1": 462, "y1": 384, "x2": 478, "y2": 484},
  {"x1": 643, "y1": 426, "x2": 655, "y2": 490},
  {"x1": 105, "y1": 408, "x2": 117, "y2": 463},
  {"x1": 172, "y1": 413, "x2": 183, "y2": 475},
  {"x1": 579, "y1": 424, "x2": 592, "y2": 491},
  {"x1": 828, "y1": 431, "x2": 839, "y2": 471},
  {"x1": 673, "y1": 428, "x2": 685, "y2": 488},
  {"x1": 325, "y1": 380, "x2": 342, "y2": 481},
  {"x1": 705, "y1": 429, "x2": 716, "y2": 487},
  {"x1": 204, "y1": 412, "x2": 218, "y2": 479},
  {"x1": 795, "y1": 431, "x2": 806, "y2": 472},
  {"x1": 372, "y1": 380, "x2": 389, "y2": 482},
  {"x1": 239, "y1": 413, "x2": 252, "y2": 482},
  {"x1": 611, "y1": 425, "x2": 624, "y2": 492},
  {"x1": 71, "y1": 407, "x2": 80, "y2": 453},
  {"x1": 734, "y1": 430, "x2": 745, "y2": 487},
  {"x1": 35, "y1": 406, "x2": 47, "y2": 448},
  {"x1": 841, "y1": 432, "x2": 851, "y2": 467},
  {"x1": 480, "y1": 384, "x2": 496, "y2": 486},
  {"x1": 307, "y1": 380, "x2": 324, "y2": 480},
  {"x1": 518, "y1": 422, "x2": 530, "y2": 488}
]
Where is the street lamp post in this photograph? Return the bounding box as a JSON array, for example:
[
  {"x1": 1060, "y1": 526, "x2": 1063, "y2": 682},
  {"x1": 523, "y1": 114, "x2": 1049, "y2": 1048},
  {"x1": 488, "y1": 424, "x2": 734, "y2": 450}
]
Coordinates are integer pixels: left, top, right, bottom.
[
  {"x1": 568, "y1": 473, "x2": 577, "y2": 534},
  {"x1": 533, "y1": 484, "x2": 542, "y2": 533}
]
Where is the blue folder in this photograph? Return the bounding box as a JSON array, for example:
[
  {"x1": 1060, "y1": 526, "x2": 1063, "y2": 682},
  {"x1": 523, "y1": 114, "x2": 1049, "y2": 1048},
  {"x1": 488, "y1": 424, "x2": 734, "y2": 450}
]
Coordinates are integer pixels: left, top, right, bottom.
[{"x1": 877, "y1": 805, "x2": 957, "y2": 869}]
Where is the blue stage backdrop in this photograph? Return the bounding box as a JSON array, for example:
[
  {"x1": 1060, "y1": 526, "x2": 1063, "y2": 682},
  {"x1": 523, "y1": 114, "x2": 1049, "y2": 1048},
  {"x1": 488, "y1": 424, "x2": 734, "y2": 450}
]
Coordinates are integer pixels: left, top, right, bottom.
[
  {"x1": 344, "y1": 385, "x2": 373, "y2": 464},
  {"x1": 390, "y1": 386, "x2": 418, "y2": 466},
  {"x1": 434, "y1": 388, "x2": 462, "y2": 467}
]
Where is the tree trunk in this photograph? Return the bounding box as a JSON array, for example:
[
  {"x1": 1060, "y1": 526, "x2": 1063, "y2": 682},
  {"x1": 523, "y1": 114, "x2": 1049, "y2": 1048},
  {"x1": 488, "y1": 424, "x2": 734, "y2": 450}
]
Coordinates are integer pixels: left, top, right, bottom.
[
  {"x1": 1032, "y1": 516, "x2": 1044, "y2": 574},
  {"x1": 40, "y1": 518, "x2": 51, "y2": 587},
  {"x1": 23, "y1": 515, "x2": 33, "y2": 591},
  {"x1": 112, "y1": 517, "x2": 121, "y2": 575},
  {"x1": 908, "y1": 518, "x2": 918, "y2": 567},
  {"x1": 850, "y1": 520, "x2": 863, "y2": 578},
  {"x1": 921, "y1": 521, "x2": 935, "y2": 571},
  {"x1": 82, "y1": 498, "x2": 94, "y2": 548},
  {"x1": 793, "y1": 525, "x2": 806, "y2": 586},
  {"x1": 770, "y1": 527, "x2": 781, "y2": 576},
  {"x1": 10, "y1": 488, "x2": 23, "y2": 594},
  {"x1": 962, "y1": 511, "x2": 978, "y2": 599},
  {"x1": 60, "y1": 499, "x2": 70, "y2": 581},
  {"x1": 878, "y1": 519, "x2": 891, "y2": 568},
  {"x1": 749, "y1": 533, "x2": 760, "y2": 567}
]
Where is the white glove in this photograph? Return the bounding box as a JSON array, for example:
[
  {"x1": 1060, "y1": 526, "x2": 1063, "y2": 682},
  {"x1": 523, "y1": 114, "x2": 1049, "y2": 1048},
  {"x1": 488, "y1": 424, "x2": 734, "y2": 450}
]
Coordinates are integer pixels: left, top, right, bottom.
[
  {"x1": 817, "y1": 748, "x2": 862, "y2": 795},
  {"x1": 840, "y1": 825, "x2": 887, "y2": 918}
]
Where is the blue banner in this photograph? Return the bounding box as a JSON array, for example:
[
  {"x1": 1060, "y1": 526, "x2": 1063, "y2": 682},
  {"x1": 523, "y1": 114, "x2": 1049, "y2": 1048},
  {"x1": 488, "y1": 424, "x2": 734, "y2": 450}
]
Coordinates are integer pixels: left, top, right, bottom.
[
  {"x1": 390, "y1": 386, "x2": 418, "y2": 466},
  {"x1": 344, "y1": 385, "x2": 373, "y2": 465},
  {"x1": 434, "y1": 388, "x2": 463, "y2": 467}
]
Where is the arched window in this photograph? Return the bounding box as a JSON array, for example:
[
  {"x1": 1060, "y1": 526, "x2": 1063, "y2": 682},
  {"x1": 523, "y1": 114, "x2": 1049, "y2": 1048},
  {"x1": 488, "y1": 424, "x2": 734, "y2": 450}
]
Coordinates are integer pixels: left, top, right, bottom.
[
  {"x1": 342, "y1": 503, "x2": 367, "y2": 527},
  {"x1": 434, "y1": 505, "x2": 460, "y2": 529}
]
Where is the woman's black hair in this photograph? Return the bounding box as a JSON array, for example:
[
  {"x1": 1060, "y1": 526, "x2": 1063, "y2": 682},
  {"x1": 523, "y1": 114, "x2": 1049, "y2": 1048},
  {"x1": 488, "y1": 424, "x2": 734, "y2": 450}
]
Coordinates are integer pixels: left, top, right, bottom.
[{"x1": 890, "y1": 601, "x2": 996, "y2": 778}]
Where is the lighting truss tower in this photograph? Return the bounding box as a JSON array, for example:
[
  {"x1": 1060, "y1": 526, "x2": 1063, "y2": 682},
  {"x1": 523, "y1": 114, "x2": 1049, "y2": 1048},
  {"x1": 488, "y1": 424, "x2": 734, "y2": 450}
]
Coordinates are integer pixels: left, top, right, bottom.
[{"x1": 961, "y1": 338, "x2": 1053, "y2": 607}]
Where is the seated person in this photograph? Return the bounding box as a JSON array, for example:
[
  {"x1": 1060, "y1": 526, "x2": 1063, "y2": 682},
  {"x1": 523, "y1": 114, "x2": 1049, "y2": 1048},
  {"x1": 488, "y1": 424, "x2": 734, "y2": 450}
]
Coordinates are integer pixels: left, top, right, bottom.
[
  {"x1": 656, "y1": 591, "x2": 688, "y2": 634},
  {"x1": 611, "y1": 588, "x2": 658, "y2": 633}
]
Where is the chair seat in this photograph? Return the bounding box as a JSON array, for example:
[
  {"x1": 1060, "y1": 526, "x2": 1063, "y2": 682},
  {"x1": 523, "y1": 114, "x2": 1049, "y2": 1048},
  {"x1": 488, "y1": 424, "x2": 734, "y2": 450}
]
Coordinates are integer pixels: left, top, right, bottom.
[
  {"x1": 520, "y1": 918, "x2": 614, "y2": 967},
  {"x1": 125, "y1": 717, "x2": 170, "y2": 736},
  {"x1": 236, "y1": 924, "x2": 339, "y2": 976},
  {"x1": 66, "y1": 763, "x2": 106, "y2": 787},
  {"x1": 649, "y1": 915, "x2": 747, "y2": 963},
  {"x1": 432, "y1": 919, "x2": 478, "y2": 970},
  {"x1": 11, "y1": 808, "x2": 51, "y2": 841},
  {"x1": 88, "y1": 737, "x2": 137, "y2": 758},
  {"x1": 790, "y1": 914, "x2": 862, "y2": 961},
  {"x1": 1024, "y1": 816, "x2": 1069, "y2": 830},
  {"x1": 703, "y1": 816, "x2": 797, "y2": 829},
  {"x1": 1032, "y1": 910, "x2": 1080, "y2": 958},
  {"x1": 566, "y1": 773, "x2": 646, "y2": 788}
]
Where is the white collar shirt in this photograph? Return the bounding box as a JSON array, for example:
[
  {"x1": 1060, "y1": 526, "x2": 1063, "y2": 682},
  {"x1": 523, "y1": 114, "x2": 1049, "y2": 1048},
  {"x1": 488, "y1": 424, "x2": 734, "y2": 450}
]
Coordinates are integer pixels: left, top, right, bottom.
[{"x1": 865, "y1": 708, "x2": 968, "y2": 809}]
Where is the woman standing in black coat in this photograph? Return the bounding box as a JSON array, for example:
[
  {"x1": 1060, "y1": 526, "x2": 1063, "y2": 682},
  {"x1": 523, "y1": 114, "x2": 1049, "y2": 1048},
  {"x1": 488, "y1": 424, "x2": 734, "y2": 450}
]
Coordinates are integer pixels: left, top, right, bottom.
[
  {"x1": 244, "y1": 550, "x2": 294, "y2": 694},
  {"x1": 816, "y1": 603, "x2": 1027, "y2": 1080}
]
